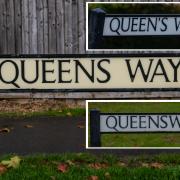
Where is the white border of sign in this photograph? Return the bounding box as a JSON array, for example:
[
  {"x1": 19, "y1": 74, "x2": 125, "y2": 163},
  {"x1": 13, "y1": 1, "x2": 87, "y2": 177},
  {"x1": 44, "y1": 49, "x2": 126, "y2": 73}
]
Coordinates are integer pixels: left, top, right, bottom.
[
  {"x1": 86, "y1": 1, "x2": 180, "y2": 51},
  {"x1": 86, "y1": 99, "x2": 180, "y2": 149}
]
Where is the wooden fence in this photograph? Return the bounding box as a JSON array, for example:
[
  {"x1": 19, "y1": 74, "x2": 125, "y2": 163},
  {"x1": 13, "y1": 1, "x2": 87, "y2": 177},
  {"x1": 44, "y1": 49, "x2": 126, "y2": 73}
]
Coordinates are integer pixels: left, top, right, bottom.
[{"x1": 0, "y1": 0, "x2": 86, "y2": 54}]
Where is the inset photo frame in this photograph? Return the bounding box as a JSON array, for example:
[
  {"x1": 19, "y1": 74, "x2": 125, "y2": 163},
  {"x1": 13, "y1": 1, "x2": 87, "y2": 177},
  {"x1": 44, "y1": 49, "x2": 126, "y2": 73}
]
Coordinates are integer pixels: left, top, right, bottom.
[
  {"x1": 86, "y1": 2, "x2": 180, "y2": 51},
  {"x1": 86, "y1": 100, "x2": 180, "y2": 149}
]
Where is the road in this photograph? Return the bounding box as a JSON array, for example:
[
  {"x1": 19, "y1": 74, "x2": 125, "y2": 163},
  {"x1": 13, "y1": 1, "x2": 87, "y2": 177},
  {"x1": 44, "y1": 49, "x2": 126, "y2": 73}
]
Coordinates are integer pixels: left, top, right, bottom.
[{"x1": 0, "y1": 116, "x2": 179, "y2": 155}]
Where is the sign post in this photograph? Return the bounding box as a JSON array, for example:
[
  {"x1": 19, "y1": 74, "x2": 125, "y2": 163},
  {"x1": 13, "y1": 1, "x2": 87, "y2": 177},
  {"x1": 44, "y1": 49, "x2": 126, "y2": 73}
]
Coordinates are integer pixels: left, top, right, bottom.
[
  {"x1": 90, "y1": 109, "x2": 101, "y2": 147},
  {"x1": 90, "y1": 110, "x2": 180, "y2": 147},
  {"x1": 88, "y1": 8, "x2": 106, "y2": 49}
]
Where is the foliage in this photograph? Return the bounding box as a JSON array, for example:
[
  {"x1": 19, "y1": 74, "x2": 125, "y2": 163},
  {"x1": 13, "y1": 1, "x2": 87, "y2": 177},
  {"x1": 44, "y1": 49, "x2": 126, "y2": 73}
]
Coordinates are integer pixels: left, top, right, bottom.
[{"x1": 89, "y1": 4, "x2": 180, "y2": 14}]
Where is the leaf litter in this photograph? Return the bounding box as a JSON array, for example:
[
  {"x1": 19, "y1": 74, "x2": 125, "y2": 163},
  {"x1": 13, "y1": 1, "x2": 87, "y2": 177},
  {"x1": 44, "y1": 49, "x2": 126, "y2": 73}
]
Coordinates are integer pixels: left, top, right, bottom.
[
  {"x1": 0, "y1": 164, "x2": 7, "y2": 174},
  {"x1": 1, "y1": 156, "x2": 21, "y2": 169},
  {"x1": 0, "y1": 128, "x2": 11, "y2": 134},
  {"x1": 57, "y1": 163, "x2": 69, "y2": 173}
]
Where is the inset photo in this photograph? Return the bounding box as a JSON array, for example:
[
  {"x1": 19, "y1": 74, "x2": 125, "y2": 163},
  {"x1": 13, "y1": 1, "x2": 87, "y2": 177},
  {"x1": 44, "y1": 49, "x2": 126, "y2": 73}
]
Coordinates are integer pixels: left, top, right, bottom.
[
  {"x1": 86, "y1": 100, "x2": 180, "y2": 149},
  {"x1": 87, "y1": 2, "x2": 180, "y2": 50}
]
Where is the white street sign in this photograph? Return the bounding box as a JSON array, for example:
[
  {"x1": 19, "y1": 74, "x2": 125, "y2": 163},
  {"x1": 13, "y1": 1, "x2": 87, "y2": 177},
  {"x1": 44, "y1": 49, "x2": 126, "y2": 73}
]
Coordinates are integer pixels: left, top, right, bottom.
[
  {"x1": 103, "y1": 16, "x2": 180, "y2": 36},
  {"x1": 100, "y1": 114, "x2": 180, "y2": 132}
]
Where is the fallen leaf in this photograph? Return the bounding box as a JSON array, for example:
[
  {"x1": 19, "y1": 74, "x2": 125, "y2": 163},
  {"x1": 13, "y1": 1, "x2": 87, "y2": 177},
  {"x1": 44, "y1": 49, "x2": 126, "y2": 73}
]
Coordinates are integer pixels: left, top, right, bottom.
[
  {"x1": 77, "y1": 124, "x2": 85, "y2": 129},
  {"x1": 0, "y1": 128, "x2": 10, "y2": 134},
  {"x1": 141, "y1": 163, "x2": 149, "y2": 168},
  {"x1": 88, "y1": 163, "x2": 108, "y2": 169},
  {"x1": 104, "y1": 172, "x2": 111, "y2": 179},
  {"x1": 51, "y1": 161, "x2": 59, "y2": 165},
  {"x1": 50, "y1": 176, "x2": 56, "y2": 180},
  {"x1": 66, "y1": 160, "x2": 75, "y2": 166},
  {"x1": 0, "y1": 164, "x2": 7, "y2": 174},
  {"x1": 117, "y1": 161, "x2": 126, "y2": 167},
  {"x1": 88, "y1": 175, "x2": 99, "y2": 180},
  {"x1": 57, "y1": 163, "x2": 68, "y2": 173},
  {"x1": 24, "y1": 124, "x2": 33, "y2": 128},
  {"x1": 150, "y1": 162, "x2": 164, "y2": 169},
  {"x1": 1, "y1": 156, "x2": 21, "y2": 169},
  {"x1": 66, "y1": 112, "x2": 72, "y2": 116}
]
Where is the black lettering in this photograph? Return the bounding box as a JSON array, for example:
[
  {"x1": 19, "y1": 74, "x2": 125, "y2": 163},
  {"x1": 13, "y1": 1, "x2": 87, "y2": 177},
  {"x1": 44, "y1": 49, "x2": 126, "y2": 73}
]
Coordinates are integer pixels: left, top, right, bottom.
[
  {"x1": 168, "y1": 59, "x2": 180, "y2": 82},
  {"x1": 130, "y1": 116, "x2": 138, "y2": 128},
  {"x1": 147, "y1": 17, "x2": 157, "y2": 31},
  {"x1": 42, "y1": 60, "x2": 56, "y2": 83},
  {"x1": 97, "y1": 59, "x2": 111, "y2": 83},
  {"x1": 106, "y1": 116, "x2": 118, "y2": 132},
  {"x1": 148, "y1": 116, "x2": 159, "y2": 128},
  {"x1": 139, "y1": 115, "x2": 146, "y2": 128},
  {"x1": 131, "y1": 17, "x2": 138, "y2": 32},
  {"x1": 174, "y1": 17, "x2": 180, "y2": 31},
  {"x1": 75, "y1": 60, "x2": 94, "y2": 83},
  {"x1": 139, "y1": 18, "x2": 146, "y2": 32},
  {"x1": 121, "y1": 18, "x2": 130, "y2": 32},
  {"x1": 150, "y1": 59, "x2": 170, "y2": 82},
  {"x1": 58, "y1": 60, "x2": 72, "y2": 83},
  {"x1": 21, "y1": 60, "x2": 39, "y2": 83},
  {"x1": 110, "y1": 18, "x2": 120, "y2": 35},
  {"x1": 160, "y1": 17, "x2": 168, "y2": 32},
  {"x1": 169, "y1": 115, "x2": 180, "y2": 128},
  {"x1": 118, "y1": 116, "x2": 128, "y2": 129},
  {"x1": 0, "y1": 60, "x2": 19, "y2": 88},
  {"x1": 125, "y1": 59, "x2": 153, "y2": 82},
  {"x1": 160, "y1": 115, "x2": 168, "y2": 128}
]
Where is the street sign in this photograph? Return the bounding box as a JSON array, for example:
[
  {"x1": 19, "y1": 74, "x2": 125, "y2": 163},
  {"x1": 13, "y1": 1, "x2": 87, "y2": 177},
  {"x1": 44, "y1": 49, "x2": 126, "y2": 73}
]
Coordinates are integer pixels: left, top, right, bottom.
[
  {"x1": 103, "y1": 15, "x2": 180, "y2": 36},
  {"x1": 100, "y1": 113, "x2": 180, "y2": 132},
  {"x1": 1, "y1": 54, "x2": 180, "y2": 92},
  {"x1": 90, "y1": 110, "x2": 180, "y2": 147},
  {"x1": 88, "y1": 8, "x2": 180, "y2": 48}
]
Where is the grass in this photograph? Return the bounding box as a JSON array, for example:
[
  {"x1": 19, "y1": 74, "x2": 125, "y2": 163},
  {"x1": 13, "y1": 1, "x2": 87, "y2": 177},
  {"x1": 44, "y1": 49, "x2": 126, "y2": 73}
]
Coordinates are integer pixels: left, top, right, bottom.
[
  {"x1": 88, "y1": 102, "x2": 180, "y2": 147},
  {"x1": 88, "y1": 102, "x2": 180, "y2": 113},
  {"x1": 0, "y1": 153, "x2": 180, "y2": 180},
  {"x1": 101, "y1": 133, "x2": 180, "y2": 147},
  {"x1": 0, "y1": 108, "x2": 85, "y2": 118}
]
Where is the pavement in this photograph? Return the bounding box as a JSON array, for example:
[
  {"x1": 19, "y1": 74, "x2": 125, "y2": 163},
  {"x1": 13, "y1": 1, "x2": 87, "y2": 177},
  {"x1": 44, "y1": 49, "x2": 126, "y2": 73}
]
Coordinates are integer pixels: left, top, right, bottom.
[{"x1": 0, "y1": 116, "x2": 179, "y2": 155}]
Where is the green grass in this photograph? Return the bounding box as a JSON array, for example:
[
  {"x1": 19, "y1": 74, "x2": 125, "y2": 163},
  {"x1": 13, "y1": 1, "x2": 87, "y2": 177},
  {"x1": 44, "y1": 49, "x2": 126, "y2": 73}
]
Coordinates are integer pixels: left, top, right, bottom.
[
  {"x1": 88, "y1": 3, "x2": 180, "y2": 14},
  {"x1": 0, "y1": 153, "x2": 180, "y2": 180},
  {"x1": 0, "y1": 108, "x2": 85, "y2": 118},
  {"x1": 88, "y1": 102, "x2": 180, "y2": 147},
  {"x1": 101, "y1": 133, "x2": 180, "y2": 147},
  {"x1": 88, "y1": 102, "x2": 180, "y2": 113}
]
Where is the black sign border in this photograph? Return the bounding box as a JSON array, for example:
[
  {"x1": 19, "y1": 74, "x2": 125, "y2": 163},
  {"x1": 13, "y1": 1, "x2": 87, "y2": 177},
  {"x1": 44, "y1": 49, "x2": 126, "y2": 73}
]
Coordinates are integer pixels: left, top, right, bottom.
[{"x1": 1, "y1": 53, "x2": 180, "y2": 93}]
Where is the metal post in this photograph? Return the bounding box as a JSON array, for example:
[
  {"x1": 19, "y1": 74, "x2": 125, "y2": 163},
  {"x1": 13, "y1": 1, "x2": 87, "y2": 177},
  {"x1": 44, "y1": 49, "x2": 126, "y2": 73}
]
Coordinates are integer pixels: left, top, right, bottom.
[
  {"x1": 90, "y1": 109, "x2": 101, "y2": 147},
  {"x1": 88, "y1": 8, "x2": 106, "y2": 49}
]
